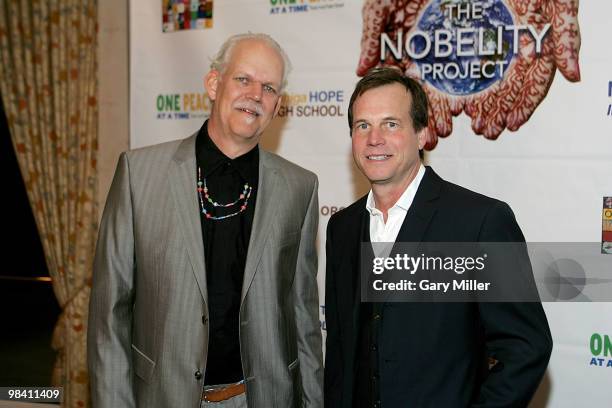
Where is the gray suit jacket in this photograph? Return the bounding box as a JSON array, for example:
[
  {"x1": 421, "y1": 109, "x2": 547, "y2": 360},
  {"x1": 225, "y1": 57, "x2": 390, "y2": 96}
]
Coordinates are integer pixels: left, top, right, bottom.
[{"x1": 88, "y1": 133, "x2": 323, "y2": 408}]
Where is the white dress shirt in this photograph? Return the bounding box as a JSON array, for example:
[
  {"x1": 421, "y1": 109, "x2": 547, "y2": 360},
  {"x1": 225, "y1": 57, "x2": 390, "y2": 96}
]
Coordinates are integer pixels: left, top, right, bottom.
[{"x1": 366, "y1": 164, "x2": 426, "y2": 244}]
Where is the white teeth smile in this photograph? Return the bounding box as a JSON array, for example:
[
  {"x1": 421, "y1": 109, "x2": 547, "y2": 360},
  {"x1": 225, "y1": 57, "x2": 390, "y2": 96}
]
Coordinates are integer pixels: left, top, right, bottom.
[
  {"x1": 239, "y1": 108, "x2": 259, "y2": 116},
  {"x1": 367, "y1": 155, "x2": 391, "y2": 161}
]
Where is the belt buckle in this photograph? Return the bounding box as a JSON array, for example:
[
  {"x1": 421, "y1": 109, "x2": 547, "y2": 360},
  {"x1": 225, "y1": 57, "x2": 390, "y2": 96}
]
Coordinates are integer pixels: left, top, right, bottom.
[
  {"x1": 202, "y1": 386, "x2": 225, "y2": 403},
  {"x1": 202, "y1": 388, "x2": 221, "y2": 403},
  {"x1": 202, "y1": 390, "x2": 215, "y2": 403}
]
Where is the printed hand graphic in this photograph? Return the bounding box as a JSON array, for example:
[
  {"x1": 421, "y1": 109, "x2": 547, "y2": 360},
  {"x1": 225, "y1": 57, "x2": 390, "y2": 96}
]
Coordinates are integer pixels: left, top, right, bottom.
[{"x1": 357, "y1": 0, "x2": 580, "y2": 147}]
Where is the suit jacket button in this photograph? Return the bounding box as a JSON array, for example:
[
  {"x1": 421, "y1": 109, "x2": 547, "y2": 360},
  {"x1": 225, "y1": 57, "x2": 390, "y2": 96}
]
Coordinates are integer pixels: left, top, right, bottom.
[
  {"x1": 202, "y1": 315, "x2": 208, "y2": 325},
  {"x1": 194, "y1": 370, "x2": 203, "y2": 380}
]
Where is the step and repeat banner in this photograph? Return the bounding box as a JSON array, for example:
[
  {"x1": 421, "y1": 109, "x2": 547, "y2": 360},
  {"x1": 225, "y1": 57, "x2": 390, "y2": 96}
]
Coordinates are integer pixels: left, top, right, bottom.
[{"x1": 130, "y1": 1, "x2": 611, "y2": 406}]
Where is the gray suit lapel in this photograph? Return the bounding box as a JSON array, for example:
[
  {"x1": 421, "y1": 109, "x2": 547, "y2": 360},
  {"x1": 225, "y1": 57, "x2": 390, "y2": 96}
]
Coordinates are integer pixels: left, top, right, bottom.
[
  {"x1": 241, "y1": 149, "x2": 279, "y2": 304},
  {"x1": 169, "y1": 133, "x2": 208, "y2": 306}
]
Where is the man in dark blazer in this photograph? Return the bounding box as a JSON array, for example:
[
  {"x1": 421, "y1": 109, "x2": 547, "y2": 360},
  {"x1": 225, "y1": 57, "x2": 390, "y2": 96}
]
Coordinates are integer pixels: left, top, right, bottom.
[{"x1": 324, "y1": 68, "x2": 552, "y2": 408}]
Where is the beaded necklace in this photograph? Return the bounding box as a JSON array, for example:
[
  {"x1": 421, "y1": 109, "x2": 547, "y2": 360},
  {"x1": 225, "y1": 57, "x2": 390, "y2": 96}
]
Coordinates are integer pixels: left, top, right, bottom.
[{"x1": 197, "y1": 166, "x2": 253, "y2": 220}]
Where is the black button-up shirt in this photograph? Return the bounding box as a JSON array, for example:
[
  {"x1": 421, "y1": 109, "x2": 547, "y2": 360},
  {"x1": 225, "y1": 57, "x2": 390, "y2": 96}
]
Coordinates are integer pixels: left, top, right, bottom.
[
  {"x1": 196, "y1": 122, "x2": 258, "y2": 385},
  {"x1": 355, "y1": 218, "x2": 382, "y2": 407}
]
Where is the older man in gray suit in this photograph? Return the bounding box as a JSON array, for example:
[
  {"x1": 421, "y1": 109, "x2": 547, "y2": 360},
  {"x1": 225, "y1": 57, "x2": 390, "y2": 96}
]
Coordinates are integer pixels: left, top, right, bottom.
[{"x1": 88, "y1": 33, "x2": 323, "y2": 408}]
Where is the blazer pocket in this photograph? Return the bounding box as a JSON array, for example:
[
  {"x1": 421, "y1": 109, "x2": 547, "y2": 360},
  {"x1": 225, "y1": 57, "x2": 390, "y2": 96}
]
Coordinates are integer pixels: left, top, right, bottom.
[
  {"x1": 288, "y1": 358, "x2": 300, "y2": 371},
  {"x1": 131, "y1": 344, "x2": 156, "y2": 383}
]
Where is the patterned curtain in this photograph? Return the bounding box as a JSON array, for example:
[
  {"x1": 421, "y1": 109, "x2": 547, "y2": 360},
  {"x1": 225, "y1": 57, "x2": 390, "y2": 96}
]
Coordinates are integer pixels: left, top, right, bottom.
[{"x1": 0, "y1": 1, "x2": 98, "y2": 406}]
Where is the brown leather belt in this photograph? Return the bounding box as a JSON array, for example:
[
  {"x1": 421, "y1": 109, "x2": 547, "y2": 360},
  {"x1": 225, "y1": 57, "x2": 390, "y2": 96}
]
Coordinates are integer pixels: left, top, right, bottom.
[{"x1": 202, "y1": 382, "x2": 246, "y2": 402}]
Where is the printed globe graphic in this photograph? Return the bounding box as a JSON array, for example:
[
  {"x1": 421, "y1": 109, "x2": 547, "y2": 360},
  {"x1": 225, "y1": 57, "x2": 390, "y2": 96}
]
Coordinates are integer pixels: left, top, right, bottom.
[{"x1": 413, "y1": 0, "x2": 516, "y2": 96}]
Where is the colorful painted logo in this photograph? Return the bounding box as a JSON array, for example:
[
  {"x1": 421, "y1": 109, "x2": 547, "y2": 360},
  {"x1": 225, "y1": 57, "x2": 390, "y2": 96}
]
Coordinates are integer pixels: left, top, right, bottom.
[
  {"x1": 357, "y1": 0, "x2": 581, "y2": 147},
  {"x1": 162, "y1": 0, "x2": 213, "y2": 32},
  {"x1": 602, "y1": 197, "x2": 612, "y2": 254},
  {"x1": 411, "y1": 0, "x2": 518, "y2": 95},
  {"x1": 270, "y1": 0, "x2": 344, "y2": 15},
  {"x1": 589, "y1": 333, "x2": 612, "y2": 368}
]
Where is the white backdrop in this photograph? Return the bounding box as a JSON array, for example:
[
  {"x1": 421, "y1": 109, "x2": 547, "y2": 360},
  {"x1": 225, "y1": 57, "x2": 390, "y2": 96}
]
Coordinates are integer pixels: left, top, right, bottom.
[{"x1": 130, "y1": 1, "x2": 612, "y2": 406}]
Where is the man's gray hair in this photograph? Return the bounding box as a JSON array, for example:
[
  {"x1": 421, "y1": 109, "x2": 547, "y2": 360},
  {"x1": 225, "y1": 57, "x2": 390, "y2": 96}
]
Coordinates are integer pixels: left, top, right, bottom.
[{"x1": 210, "y1": 33, "x2": 292, "y2": 91}]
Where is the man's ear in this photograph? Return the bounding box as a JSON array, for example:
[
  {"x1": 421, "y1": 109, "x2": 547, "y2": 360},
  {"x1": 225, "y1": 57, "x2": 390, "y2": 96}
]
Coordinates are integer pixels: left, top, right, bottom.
[
  {"x1": 204, "y1": 70, "x2": 220, "y2": 101},
  {"x1": 417, "y1": 127, "x2": 427, "y2": 150}
]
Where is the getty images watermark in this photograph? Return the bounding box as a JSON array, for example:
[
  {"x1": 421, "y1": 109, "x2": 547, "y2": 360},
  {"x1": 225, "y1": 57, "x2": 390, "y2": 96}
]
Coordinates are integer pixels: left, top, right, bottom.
[{"x1": 360, "y1": 242, "x2": 612, "y2": 302}]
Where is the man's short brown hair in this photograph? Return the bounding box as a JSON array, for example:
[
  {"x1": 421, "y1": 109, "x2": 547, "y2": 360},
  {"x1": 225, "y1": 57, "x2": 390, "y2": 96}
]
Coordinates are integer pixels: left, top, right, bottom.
[{"x1": 348, "y1": 68, "x2": 429, "y2": 136}]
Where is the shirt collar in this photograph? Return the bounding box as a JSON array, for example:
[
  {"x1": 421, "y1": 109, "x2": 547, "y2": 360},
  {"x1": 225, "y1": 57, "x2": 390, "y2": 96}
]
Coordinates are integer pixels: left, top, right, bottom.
[
  {"x1": 365, "y1": 164, "x2": 426, "y2": 215},
  {"x1": 195, "y1": 120, "x2": 259, "y2": 181}
]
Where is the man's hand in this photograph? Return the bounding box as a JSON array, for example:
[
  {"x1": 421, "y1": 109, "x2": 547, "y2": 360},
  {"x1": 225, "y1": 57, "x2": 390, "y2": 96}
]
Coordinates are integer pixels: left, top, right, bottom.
[
  {"x1": 357, "y1": 0, "x2": 580, "y2": 147},
  {"x1": 465, "y1": 0, "x2": 580, "y2": 139}
]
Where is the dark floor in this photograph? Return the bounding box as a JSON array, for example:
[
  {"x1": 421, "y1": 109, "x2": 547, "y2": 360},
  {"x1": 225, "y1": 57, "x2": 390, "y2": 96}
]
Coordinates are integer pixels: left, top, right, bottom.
[{"x1": 0, "y1": 279, "x2": 60, "y2": 386}]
